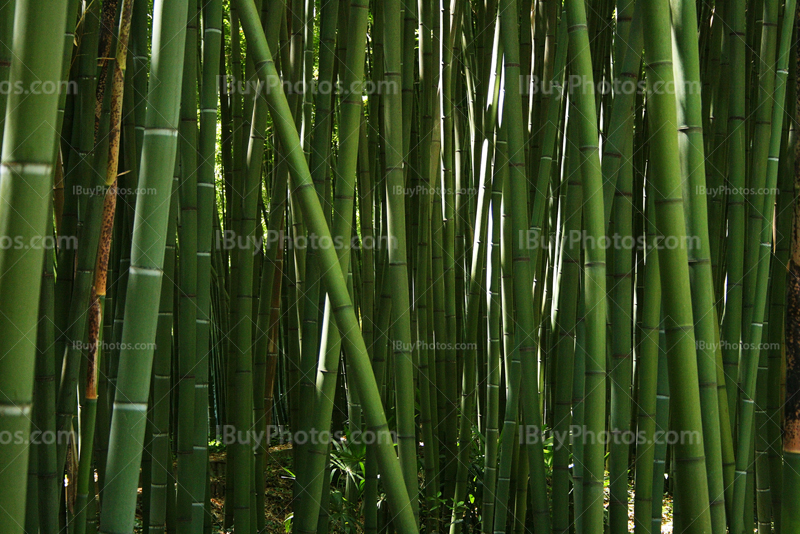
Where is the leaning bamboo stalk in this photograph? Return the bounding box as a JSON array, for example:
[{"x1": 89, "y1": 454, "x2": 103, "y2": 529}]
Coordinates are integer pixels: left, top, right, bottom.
[
  {"x1": 232, "y1": 1, "x2": 419, "y2": 532},
  {"x1": 292, "y1": 0, "x2": 373, "y2": 526},
  {"x1": 293, "y1": 0, "x2": 338, "y2": 517}
]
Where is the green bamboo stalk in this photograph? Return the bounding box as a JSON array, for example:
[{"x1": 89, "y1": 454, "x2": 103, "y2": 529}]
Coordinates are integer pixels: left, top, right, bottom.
[
  {"x1": 561, "y1": 0, "x2": 607, "y2": 529},
  {"x1": 292, "y1": 0, "x2": 339, "y2": 519},
  {"x1": 97, "y1": 0, "x2": 188, "y2": 530},
  {"x1": 76, "y1": 0, "x2": 133, "y2": 528},
  {"x1": 193, "y1": 0, "x2": 222, "y2": 531},
  {"x1": 481, "y1": 125, "x2": 504, "y2": 534},
  {"x1": 0, "y1": 0, "x2": 14, "y2": 149},
  {"x1": 175, "y1": 2, "x2": 200, "y2": 531},
  {"x1": 571, "y1": 283, "x2": 586, "y2": 534},
  {"x1": 148, "y1": 170, "x2": 179, "y2": 534},
  {"x1": 633, "y1": 185, "x2": 662, "y2": 534},
  {"x1": 641, "y1": 0, "x2": 714, "y2": 530},
  {"x1": 233, "y1": 1, "x2": 420, "y2": 532},
  {"x1": 54, "y1": 0, "x2": 104, "y2": 474},
  {"x1": 740, "y1": 0, "x2": 780, "y2": 339},
  {"x1": 768, "y1": 45, "x2": 797, "y2": 530},
  {"x1": 33, "y1": 217, "x2": 58, "y2": 534},
  {"x1": 292, "y1": 0, "x2": 373, "y2": 526},
  {"x1": 249, "y1": 2, "x2": 285, "y2": 523},
  {"x1": 720, "y1": 0, "x2": 747, "y2": 420},
  {"x1": 784, "y1": 57, "x2": 800, "y2": 524},
  {"x1": 669, "y1": 0, "x2": 727, "y2": 530},
  {"x1": 492, "y1": 123, "x2": 519, "y2": 534},
  {"x1": 607, "y1": 73, "x2": 635, "y2": 534},
  {"x1": 495, "y1": 1, "x2": 552, "y2": 532},
  {"x1": 413, "y1": 0, "x2": 437, "y2": 522},
  {"x1": 439, "y1": 0, "x2": 459, "y2": 508},
  {"x1": 231, "y1": 14, "x2": 272, "y2": 532},
  {"x1": 551, "y1": 110, "x2": 582, "y2": 534},
  {"x1": 600, "y1": 2, "x2": 643, "y2": 226},
  {"x1": 731, "y1": 2, "x2": 782, "y2": 529},
  {"x1": 449, "y1": 12, "x2": 502, "y2": 531},
  {"x1": 0, "y1": 0, "x2": 68, "y2": 531},
  {"x1": 651, "y1": 324, "x2": 670, "y2": 533}
]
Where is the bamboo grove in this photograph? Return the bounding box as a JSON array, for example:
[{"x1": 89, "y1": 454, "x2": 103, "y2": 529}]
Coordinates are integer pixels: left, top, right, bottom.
[{"x1": 3, "y1": 0, "x2": 800, "y2": 532}]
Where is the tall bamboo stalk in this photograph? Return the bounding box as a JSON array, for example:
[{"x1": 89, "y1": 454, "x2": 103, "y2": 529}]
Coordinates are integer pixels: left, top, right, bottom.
[
  {"x1": 0, "y1": 1, "x2": 68, "y2": 531},
  {"x1": 642, "y1": 0, "x2": 714, "y2": 530},
  {"x1": 97, "y1": 0, "x2": 188, "y2": 530}
]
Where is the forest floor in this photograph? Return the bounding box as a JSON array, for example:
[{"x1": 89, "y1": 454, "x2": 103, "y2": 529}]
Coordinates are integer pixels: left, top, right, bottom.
[{"x1": 134, "y1": 444, "x2": 677, "y2": 533}]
